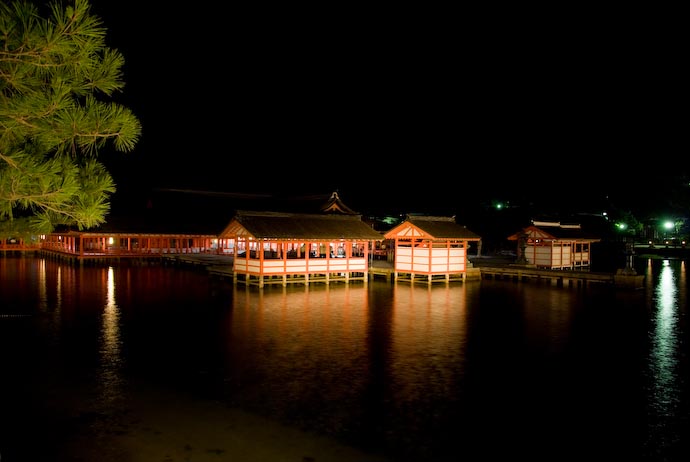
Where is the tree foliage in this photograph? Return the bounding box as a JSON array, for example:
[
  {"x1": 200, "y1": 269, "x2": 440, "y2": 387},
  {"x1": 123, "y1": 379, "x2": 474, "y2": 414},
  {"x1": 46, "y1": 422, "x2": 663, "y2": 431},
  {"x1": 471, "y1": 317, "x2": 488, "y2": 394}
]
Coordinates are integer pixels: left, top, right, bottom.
[{"x1": 0, "y1": 0, "x2": 141, "y2": 239}]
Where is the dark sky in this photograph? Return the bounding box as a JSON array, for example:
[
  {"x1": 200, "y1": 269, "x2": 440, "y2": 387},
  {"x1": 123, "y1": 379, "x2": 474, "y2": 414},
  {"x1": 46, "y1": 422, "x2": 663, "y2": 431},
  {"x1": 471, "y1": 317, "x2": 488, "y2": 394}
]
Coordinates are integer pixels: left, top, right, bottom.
[{"x1": 87, "y1": 2, "x2": 686, "y2": 217}]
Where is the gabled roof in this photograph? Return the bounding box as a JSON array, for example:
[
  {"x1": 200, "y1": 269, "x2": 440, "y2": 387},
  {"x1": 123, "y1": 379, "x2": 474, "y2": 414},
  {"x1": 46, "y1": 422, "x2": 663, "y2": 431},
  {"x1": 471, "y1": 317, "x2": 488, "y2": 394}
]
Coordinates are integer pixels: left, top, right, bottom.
[
  {"x1": 383, "y1": 215, "x2": 481, "y2": 240},
  {"x1": 220, "y1": 210, "x2": 383, "y2": 240},
  {"x1": 507, "y1": 221, "x2": 601, "y2": 242},
  {"x1": 319, "y1": 191, "x2": 358, "y2": 214}
]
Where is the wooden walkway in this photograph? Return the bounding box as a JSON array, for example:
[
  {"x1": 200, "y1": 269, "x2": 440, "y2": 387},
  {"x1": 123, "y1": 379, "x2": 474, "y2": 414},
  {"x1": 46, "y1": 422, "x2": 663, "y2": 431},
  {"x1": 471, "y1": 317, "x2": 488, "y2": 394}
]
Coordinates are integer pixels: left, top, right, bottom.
[
  {"x1": 472, "y1": 258, "x2": 644, "y2": 289},
  {"x1": 478, "y1": 264, "x2": 614, "y2": 287},
  {"x1": 161, "y1": 255, "x2": 643, "y2": 289}
]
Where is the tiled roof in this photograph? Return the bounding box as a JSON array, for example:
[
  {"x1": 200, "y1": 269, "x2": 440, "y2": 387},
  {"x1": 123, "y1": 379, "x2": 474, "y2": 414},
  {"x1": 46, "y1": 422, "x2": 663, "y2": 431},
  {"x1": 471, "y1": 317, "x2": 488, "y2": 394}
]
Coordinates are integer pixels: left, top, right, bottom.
[
  {"x1": 319, "y1": 191, "x2": 358, "y2": 214},
  {"x1": 385, "y1": 215, "x2": 482, "y2": 240},
  {"x1": 507, "y1": 222, "x2": 601, "y2": 242},
  {"x1": 222, "y1": 210, "x2": 383, "y2": 240}
]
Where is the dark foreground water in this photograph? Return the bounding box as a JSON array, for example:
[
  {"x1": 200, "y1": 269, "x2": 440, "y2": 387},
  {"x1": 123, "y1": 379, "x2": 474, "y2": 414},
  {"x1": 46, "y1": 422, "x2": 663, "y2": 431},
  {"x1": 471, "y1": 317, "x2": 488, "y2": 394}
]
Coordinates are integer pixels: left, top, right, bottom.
[{"x1": 0, "y1": 256, "x2": 688, "y2": 461}]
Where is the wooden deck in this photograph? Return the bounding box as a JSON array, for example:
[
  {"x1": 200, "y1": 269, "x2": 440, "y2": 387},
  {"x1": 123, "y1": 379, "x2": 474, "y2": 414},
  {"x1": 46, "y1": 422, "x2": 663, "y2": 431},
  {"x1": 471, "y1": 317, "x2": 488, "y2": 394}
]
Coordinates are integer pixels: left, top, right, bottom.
[
  {"x1": 368, "y1": 261, "x2": 394, "y2": 282},
  {"x1": 479, "y1": 265, "x2": 614, "y2": 287},
  {"x1": 163, "y1": 255, "x2": 643, "y2": 289},
  {"x1": 472, "y1": 258, "x2": 644, "y2": 289}
]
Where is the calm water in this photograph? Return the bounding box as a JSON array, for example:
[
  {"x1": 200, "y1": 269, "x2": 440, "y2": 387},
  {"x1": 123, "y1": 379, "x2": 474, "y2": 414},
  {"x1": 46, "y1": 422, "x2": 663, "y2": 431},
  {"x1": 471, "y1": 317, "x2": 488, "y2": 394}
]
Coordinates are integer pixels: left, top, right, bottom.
[{"x1": 0, "y1": 256, "x2": 688, "y2": 461}]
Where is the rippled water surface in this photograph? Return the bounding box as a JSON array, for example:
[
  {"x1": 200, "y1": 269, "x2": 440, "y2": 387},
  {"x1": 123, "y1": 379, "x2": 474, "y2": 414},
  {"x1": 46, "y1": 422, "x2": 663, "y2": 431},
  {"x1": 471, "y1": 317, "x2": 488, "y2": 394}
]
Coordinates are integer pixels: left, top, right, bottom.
[{"x1": 1, "y1": 256, "x2": 688, "y2": 461}]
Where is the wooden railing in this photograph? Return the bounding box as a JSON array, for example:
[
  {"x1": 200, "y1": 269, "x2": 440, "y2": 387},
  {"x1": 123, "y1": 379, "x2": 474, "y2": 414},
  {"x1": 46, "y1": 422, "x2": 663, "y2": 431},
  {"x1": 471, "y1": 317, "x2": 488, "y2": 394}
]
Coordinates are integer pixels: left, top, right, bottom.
[{"x1": 0, "y1": 242, "x2": 41, "y2": 252}]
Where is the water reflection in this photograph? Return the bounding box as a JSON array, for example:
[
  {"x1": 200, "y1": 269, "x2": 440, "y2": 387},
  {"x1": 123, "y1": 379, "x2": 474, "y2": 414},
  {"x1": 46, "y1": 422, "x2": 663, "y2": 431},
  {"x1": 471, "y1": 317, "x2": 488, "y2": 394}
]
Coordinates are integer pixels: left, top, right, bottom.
[
  {"x1": 225, "y1": 285, "x2": 374, "y2": 432},
  {"x1": 522, "y1": 287, "x2": 575, "y2": 357},
  {"x1": 2, "y1": 256, "x2": 689, "y2": 461},
  {"x1": 225, "y1": 283, "x2": 475, "y2": 456},
  {"x1": 37, "y1": 259, "x2": 47, "y2": 311},
  {"x1": 646, "y1": 259, "x2": 686, "y2": 457},
  {"x1": 99, "y1": 266, "x2": 124, "y2": 406},
  {"x1": 390, "y1": 284, "x2": 470, "y2": 403}
]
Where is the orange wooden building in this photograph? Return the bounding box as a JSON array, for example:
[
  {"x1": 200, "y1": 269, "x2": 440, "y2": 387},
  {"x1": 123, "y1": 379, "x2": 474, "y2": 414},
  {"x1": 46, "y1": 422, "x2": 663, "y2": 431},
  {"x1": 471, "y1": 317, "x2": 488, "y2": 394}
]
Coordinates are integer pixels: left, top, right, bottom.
[
  {"x1": 219, "y1": 210, "x2": 384, "y2": 287},
  {"x1": 40, "y1": 230, "x2": 226, "y2": 259},
  {"x1": 1, "y1": 237, "x2": 40, "y2": 252},
  {"x1": 507, "y1": 220, "x2": 601, "y2": 269},
  {"x1": 383, "y1": 215, "x2": 481, "y2": 284}
]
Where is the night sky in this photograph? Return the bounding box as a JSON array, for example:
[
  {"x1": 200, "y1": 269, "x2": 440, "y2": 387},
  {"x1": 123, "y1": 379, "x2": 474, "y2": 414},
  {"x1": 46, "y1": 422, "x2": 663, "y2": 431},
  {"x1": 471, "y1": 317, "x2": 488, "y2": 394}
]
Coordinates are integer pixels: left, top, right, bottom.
[{"x1": 86, "y1": 2, "x2": 685, "y2": 218}]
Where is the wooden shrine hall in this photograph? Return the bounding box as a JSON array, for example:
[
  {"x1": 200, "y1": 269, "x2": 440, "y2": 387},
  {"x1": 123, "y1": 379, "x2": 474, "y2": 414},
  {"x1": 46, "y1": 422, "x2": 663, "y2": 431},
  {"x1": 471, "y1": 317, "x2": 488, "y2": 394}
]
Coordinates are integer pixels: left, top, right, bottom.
[
  {"x1": 219, "y1": 210, "x2": 384, "y2": 287},
  {"x1": 383, "y1": 215, "x2": 481, "y2": 284},
  {"x1": 507, "y1": 220, "x2": 601, "y2": 270}
]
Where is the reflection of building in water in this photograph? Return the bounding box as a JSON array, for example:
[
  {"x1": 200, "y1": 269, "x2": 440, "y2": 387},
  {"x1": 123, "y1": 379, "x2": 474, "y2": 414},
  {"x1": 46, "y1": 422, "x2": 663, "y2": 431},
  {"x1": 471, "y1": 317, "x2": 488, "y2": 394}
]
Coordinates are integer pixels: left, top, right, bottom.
[
  {"x1": 389, "y1": 284, "x2": 470, "y2": 395},
  {"x1": 228, "y1": 285, "x2": 373, "y2": 407},
  {"x1": 99, "y1": 266, "x2": 124, "y2": 406}
]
